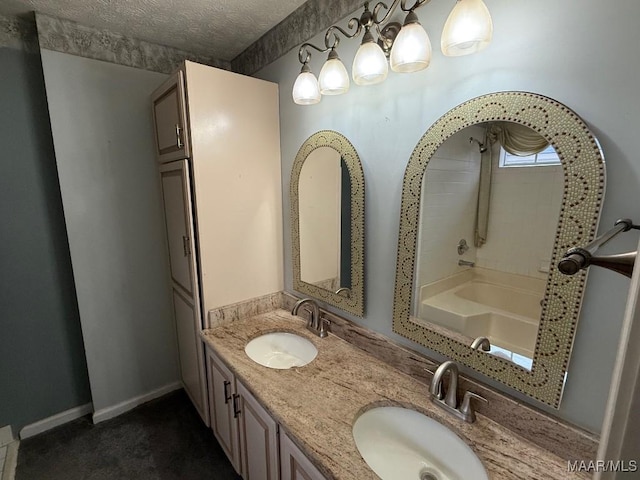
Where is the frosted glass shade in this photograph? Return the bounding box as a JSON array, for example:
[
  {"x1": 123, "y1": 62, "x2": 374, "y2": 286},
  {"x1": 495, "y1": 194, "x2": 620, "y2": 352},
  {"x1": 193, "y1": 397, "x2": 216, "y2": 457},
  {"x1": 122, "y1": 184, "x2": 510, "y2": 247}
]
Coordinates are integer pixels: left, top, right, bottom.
[
  {"x1": 441, "y1": 0, "x2": 493, "y2": 57},
  {"x1": 292, "y1": 71, "x2": 321, "y2": 105},
  {"x1": 352, "y1": 41, "x2": 388, "y2": 86},
  {"x1": 390, "y1": 22, "x2": 432, "y2": 73},
  {"x1": 319, "y1": 58, "x2": 350, "y2": 95}
]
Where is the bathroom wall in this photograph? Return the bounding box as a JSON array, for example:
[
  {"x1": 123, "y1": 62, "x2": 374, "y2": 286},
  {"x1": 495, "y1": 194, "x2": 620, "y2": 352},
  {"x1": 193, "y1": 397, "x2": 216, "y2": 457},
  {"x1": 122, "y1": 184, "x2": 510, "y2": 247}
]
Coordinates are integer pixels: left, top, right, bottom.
[
  {"x1": 38, "y1": 49, "x2": 179, "y2": 419},
  {"x1": 415, "y1": 127, "x2": 482, "y2": 290},
  {"x1": 255, "y1": 0, "x2": 640, "y2": 433},
  {"x1": 476, "y1": 161, "x2": 563, "y2": 279},
  {"x1": 0, "y1": 17, "x2": 91, "y2": 433},
  {"x1": 299, "y1": 148, "x2": 342, "y2": 285}
]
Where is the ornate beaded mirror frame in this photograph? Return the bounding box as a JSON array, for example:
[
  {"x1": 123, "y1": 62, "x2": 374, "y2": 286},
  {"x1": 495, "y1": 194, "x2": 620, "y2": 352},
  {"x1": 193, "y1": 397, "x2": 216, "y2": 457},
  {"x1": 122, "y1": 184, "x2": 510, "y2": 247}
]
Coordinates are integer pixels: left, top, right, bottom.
[
  {"x1": 392, "y1": 92, "x2": 605, "y2": 407},
  {"x1": 291, "y1": 130, "x2": 365, "y2": 316}
]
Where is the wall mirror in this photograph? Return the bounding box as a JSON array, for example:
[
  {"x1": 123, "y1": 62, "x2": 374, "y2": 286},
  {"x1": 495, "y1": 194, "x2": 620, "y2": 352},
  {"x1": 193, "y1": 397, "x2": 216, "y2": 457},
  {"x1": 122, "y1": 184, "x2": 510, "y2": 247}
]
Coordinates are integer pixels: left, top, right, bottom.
[
  {"x1": 393, "y1": 92, "x2": 605, "y2": 407},
  {"x1": 291, "y1": 130, "x2": 365, "y2": 316}
]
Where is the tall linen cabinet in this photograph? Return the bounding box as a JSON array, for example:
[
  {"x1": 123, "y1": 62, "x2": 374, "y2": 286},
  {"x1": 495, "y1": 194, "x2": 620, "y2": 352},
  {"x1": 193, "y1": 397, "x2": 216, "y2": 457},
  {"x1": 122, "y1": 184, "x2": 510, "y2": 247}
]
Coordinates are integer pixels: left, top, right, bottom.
[{"x1": 151, "y1": 61, "x2": 284, "y2": 424}]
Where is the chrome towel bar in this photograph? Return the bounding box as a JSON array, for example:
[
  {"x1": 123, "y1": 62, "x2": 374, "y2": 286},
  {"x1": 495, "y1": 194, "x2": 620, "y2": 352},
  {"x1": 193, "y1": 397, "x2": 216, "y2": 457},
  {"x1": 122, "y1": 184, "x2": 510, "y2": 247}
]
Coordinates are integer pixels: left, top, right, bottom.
[{"x1": 558, "y1": 218, "x2": 639, "y2": 278}]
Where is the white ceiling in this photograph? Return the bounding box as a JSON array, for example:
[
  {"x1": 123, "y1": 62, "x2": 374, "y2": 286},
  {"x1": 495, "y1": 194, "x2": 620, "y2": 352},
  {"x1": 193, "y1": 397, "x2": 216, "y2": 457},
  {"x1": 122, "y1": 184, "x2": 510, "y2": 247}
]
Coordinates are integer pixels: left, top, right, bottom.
[{"x1": 0, "y1": 0, "x2": 309, "y2": 61}]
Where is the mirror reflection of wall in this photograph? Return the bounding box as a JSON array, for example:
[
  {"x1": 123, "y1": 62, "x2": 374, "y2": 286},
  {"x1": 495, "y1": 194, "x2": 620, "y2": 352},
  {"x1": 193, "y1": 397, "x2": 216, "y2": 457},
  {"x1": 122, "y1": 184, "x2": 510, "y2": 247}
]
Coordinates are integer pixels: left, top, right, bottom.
[
  {"x1": 291, "y1": 130, "x2": 364, "y2": 316},
  {"x1": 298, "y1": 147, "x2": 351, "y2": 291},
  {"x1": 413, "y1": 123, "x2": 563, "y2": 369}
]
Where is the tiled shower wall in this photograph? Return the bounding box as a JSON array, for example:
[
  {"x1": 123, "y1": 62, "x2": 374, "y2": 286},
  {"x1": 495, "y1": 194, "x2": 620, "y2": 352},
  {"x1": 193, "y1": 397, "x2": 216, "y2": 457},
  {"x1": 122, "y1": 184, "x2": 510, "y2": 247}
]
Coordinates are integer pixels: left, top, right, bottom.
[
  {"x1": 476, "y1": 161, "x2": 563, "y2": 279},
  {"x1": 415, "y1": 126, "x2": 564, "y2": 300},
  {"x1": 415, "y1": 126, "x2": 483, "y2": 292}
]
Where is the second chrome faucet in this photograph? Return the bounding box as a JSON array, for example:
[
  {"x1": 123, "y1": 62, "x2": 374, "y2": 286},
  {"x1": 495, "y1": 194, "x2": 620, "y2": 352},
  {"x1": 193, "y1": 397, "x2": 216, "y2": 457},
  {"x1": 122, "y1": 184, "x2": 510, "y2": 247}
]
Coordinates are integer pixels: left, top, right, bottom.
[
  {"x1": 291, "y1": 298, "x2": 331, "y2": 338},
  {"x1": 429, "y1": 360, "x2": 487, "y2": 423}
]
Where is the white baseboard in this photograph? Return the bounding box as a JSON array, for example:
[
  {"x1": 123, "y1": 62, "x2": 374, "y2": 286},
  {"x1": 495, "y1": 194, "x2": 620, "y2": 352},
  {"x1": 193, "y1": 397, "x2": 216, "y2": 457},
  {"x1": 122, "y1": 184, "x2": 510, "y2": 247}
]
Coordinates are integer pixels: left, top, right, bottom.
[
  {"x1": 19, "y1": 403, "x2": 93, "y2": 440},
  {"x1": 0, "y1": 426, "x2": 12, "y2": 447},
  {"x1": 1, "y1": 441, "x2": 19, "y2": 480},
  {"x1": 92, "y1": 382, "x2": 182, "y2": 425}
]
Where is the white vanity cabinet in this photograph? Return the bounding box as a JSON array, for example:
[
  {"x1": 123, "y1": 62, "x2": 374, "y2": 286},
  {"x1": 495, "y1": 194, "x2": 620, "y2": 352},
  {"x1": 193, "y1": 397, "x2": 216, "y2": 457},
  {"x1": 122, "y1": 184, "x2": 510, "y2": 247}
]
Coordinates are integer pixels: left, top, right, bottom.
[
  {"x1": 206, "y1": 347, "x2": 241, "y2": 471},
  {"x1": 279, "y1": 428, "x2": 326, "y2": 480},
  {"x1": 237, "y1": 381, "x2": 279, "y2": 480},
  {"x1": 151, "y1": 61, "x2": 283, "y2": 427},
  {"x1": 206, "y1": 346, "x2": 280, "y2": 479}
]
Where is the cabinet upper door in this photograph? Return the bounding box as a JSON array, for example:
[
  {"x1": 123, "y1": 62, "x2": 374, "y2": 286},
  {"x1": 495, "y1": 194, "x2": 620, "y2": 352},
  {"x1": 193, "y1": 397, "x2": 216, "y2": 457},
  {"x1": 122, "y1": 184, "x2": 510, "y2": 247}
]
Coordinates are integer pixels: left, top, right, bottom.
[
  {"x1": 160, "y1": 160, "x2": 197, "y2": 297},
  {"x1": 151, "y1": 70, "x2": 190, "y2": 162}
]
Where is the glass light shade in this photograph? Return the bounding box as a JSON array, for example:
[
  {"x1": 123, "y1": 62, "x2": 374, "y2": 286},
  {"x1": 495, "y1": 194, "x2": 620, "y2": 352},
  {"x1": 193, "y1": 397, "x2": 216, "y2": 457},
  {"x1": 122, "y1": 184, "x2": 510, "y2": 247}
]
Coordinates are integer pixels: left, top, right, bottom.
[
  {"x1": 352, "y1": 41, "x2": 388, "y2": 86},
  {"x1": 292, "y1": 71, "x2": 321, "y2": 105},
  {"x1": 319, "y1": 58, "x2": 350, "y2": 95},
  {"x1": 390, "y1": 22, "x2": 432, "y2": 73},
  {"x1": 441, "y1": 0, "x2": 493, "y2": 57}
]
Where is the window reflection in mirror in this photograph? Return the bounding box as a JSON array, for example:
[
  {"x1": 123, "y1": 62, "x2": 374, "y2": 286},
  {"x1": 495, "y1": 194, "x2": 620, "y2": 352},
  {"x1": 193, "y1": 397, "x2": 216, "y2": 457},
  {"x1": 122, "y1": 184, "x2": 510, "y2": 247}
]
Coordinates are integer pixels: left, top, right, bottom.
[{"x1": 413, "y1": 123, "x2": 563, "y2": 370}]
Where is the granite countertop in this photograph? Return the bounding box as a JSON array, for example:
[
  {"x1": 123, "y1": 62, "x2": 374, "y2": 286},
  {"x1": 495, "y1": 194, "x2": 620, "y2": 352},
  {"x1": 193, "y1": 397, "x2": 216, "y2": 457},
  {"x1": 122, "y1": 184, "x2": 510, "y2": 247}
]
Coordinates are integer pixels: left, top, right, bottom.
[{"x1": 202, "y1": 309, "x2": 587, "y2": 480}]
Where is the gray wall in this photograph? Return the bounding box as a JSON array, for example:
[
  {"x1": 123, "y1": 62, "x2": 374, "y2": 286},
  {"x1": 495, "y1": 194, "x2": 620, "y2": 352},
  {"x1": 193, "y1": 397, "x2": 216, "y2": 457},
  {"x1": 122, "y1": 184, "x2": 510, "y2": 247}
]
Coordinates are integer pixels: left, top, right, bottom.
[
  {"x1": 39, "y1": 49, "x2": 179, "y2": 415},
  {"x1": 0, "y1": 45, "x2": 91, "y2": 432},
  {"x1": 257, "y1": 0, "x2": 640, "y2": 433}
]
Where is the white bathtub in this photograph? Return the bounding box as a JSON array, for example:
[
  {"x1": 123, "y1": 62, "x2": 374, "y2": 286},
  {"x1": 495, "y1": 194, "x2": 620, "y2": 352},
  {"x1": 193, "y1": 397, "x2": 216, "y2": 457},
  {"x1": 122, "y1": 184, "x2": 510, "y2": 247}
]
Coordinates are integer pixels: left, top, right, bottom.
[{"x1": 418, "y1": 268, "x2": 544, "y2": 359}]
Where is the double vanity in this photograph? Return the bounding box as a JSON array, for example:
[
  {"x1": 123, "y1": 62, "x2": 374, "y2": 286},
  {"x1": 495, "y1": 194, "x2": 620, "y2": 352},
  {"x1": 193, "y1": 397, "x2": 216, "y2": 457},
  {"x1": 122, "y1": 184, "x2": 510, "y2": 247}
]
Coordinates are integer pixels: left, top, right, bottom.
[{"x1": 201, "y1": 298, "x2": 591, "y2": 480}]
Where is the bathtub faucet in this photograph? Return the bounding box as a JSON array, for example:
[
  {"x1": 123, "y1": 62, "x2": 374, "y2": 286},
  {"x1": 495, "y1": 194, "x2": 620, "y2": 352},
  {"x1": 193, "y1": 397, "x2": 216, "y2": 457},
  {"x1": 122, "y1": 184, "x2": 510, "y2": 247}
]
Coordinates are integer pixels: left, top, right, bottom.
[{"x1": 458, "y1": 259, "x2": 475, "y2": 267}]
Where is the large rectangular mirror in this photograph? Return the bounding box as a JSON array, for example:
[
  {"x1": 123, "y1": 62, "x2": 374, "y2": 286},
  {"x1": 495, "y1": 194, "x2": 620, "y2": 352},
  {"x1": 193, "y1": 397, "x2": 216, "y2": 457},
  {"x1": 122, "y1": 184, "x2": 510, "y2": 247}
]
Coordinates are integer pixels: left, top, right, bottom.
[
  {"x1": 393, "y1": 92, "x2": 605, "y2": 407},
  {"x1": 291, "y1": 130, "x2": 365, "y2": 316}
]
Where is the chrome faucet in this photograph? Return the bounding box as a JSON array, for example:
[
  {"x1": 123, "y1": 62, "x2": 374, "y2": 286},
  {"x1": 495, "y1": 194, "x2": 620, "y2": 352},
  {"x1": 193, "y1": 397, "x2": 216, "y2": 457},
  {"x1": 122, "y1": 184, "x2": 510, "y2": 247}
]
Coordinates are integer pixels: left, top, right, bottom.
[
  {"x1": 429, "y1": 360, "x2": 487, "y2": 423},
  {"x1": 291, "y1": 298, "x2": 330, "y2": 338},
  {"x1": 471, "y1": 336, "x2": 491, "y2": 351}
]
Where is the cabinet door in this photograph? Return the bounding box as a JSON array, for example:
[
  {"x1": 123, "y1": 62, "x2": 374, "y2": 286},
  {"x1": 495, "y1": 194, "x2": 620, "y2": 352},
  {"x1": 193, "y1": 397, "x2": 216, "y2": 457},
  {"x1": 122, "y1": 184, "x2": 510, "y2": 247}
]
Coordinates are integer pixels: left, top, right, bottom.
[
  {"x1": 172, "y1": 289, "x2": 208, "y2": 424},
  {"x1": 207, "y1": 348, "x2": 241, "y2": 473},
  {"x1": 159, "y1": 160, "x2": 197, "y2": 297},
  {"x1": 237, "y1": 381, "x2": 279, "y2": 480},
  {"x1": 280, "y1": 429, "x2": 326, "y2": 480},
  {"x1": 151, "y1": 70, "x2": 190, "y2": 162}
]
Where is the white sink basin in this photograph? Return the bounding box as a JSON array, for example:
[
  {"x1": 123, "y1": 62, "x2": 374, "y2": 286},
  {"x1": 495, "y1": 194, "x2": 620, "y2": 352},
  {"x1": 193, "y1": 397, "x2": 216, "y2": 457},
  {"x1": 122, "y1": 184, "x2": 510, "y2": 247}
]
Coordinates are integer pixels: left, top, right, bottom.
[
  {"x1": 352, "y1": 406, "x2": 488, "y2": 480},
  {"x1": 245, "y1": 332, "x2": 317, "y2": 369}
]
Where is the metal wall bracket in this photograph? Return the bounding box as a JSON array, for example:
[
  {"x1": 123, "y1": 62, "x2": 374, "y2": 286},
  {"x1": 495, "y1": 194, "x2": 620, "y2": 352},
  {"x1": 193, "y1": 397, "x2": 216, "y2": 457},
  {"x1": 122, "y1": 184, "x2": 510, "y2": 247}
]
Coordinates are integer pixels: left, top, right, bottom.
[{"x1": 558, "y1": 218, "x2": 639, "y2": 278}]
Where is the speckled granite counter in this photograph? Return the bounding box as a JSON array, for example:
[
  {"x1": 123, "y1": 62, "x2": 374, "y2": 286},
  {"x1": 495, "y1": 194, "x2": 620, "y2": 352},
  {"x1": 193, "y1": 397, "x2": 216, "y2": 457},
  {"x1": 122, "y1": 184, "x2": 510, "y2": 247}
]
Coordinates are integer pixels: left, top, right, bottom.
[{"x1": 202, "y1": 309, "x2": 588, "y2": 480}]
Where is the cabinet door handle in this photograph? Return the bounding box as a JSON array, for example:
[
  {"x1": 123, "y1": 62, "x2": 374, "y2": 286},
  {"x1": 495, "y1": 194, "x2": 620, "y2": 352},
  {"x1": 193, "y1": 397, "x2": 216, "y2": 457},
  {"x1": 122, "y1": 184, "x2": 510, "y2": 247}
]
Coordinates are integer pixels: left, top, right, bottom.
[
  {"x1": 175, "y1": 124, "x2": 183, "y2": 149},
  {"x1": 182, "y1": 236, "x2": 191, "y2": 256},
  {"x1": 223, "y1": 380, "x2": 231, "y2": 404},
  {"x1": 232, "y1": 394, "x2": 241, "y2": 418}
]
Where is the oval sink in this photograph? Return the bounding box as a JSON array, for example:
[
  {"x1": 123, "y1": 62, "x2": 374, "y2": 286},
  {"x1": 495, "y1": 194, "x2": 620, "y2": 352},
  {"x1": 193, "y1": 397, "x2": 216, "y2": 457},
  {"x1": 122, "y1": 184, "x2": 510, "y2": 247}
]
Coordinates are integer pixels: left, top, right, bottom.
[
  {"x1": 245, "y1": 332, "x2": 317, "y2": 369},
  {"x1": 353, "y1": 406, "x2": 488, "y2": 480}
]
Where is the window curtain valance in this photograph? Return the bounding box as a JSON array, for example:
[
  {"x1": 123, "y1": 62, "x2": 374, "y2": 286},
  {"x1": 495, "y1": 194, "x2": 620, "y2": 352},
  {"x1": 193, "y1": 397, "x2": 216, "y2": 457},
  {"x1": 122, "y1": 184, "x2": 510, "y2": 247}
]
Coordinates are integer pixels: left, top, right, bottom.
[{"x1": 489, "y1": 122, "x2": 549, "y2": 156}]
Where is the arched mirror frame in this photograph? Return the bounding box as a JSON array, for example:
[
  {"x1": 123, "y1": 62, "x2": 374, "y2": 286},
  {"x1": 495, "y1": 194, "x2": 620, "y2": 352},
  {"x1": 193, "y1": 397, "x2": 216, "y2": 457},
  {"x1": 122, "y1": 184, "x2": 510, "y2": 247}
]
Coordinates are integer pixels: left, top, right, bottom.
[
  {"x1": 393, "y1": 92, "x2": 605, "y2": 407},
  {"x1": 291, "y1": 130, "x2": 365, "y2": 316}
]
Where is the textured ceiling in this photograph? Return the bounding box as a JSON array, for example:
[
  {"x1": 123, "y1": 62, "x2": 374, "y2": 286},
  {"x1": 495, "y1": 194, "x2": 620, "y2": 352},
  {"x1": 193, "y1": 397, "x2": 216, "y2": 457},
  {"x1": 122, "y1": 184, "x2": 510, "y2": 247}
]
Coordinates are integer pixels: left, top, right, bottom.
[{"x1": 0, "y1": 0, "x2": 309, "y2": 61}]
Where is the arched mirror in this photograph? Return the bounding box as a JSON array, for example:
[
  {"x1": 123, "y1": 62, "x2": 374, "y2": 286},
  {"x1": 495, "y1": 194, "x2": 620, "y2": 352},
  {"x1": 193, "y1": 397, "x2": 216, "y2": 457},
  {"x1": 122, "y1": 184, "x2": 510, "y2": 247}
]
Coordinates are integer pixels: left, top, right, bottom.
[
  {"x1": 393, "y1": 92, "x2": 605, "y2": 407},
  {"x1": 291, "y1": 130, "x2": 365, "y2": 316}
]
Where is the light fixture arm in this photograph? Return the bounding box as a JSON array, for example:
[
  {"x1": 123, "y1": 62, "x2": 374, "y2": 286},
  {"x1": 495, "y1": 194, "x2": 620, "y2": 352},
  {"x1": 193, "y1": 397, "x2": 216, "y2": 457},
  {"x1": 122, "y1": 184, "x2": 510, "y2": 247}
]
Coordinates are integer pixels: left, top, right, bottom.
[
  {"x1": 325, "y1": 18, "x2": 363, "y2": 48},
  {"x1": 298, "y1": 16, "x2": 363, "y2": 65},
  {"x1": 372, "y1": 0, "x2": 430, "y2": 26},
  {"x1": 298, "y1": 42, "x2": 328, "y2": 64}
]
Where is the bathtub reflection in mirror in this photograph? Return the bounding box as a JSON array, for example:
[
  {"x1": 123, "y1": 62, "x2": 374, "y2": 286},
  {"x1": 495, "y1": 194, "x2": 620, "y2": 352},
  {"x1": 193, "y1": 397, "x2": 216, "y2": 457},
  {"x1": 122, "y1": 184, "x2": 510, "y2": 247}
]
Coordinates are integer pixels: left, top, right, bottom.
[
  {"x1": 413, "y1": 123, "x2": 563, "y2": 370},
  {"x1": 393, "y1": 92, "x2": 605, "y2": 407}
]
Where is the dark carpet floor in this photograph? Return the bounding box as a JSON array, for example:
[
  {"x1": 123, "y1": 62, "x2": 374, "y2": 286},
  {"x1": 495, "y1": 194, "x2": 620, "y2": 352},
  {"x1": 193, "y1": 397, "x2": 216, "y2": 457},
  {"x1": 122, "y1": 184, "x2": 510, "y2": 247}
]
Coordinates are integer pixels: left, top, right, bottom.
[{"x1": 16, "y1": 389, "x2": 241, "y2": 480}]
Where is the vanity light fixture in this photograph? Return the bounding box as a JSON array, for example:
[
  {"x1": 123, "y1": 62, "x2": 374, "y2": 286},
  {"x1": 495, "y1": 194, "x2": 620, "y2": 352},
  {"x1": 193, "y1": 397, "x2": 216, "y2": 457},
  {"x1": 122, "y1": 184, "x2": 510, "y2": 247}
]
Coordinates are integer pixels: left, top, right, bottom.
[{"x1": 292, "y1": 0, "x2": 493, "y2": 105}]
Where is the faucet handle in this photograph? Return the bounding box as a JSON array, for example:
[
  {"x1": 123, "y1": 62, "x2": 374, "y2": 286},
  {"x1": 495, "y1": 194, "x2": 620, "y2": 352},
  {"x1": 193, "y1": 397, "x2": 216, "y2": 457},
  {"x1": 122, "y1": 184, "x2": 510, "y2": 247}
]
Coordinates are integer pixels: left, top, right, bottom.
[
  {"x1": 319, "y1": 316, "x2": 331, "y2": 338},
  {"x1": 460, "y1": 391, "x2": 487, "y2": 422}
]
